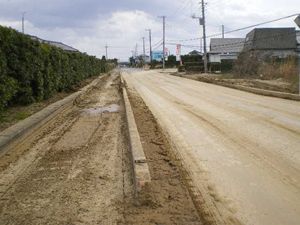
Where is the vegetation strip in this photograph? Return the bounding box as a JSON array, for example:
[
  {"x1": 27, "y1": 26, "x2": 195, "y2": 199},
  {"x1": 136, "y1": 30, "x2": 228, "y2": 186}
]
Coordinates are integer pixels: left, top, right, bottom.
[{"x1": 0, "y1": 25, "x2": 111, "y2": 114}]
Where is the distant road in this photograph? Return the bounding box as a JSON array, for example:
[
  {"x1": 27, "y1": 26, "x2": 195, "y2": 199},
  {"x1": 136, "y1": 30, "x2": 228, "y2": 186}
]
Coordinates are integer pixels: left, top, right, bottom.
[{"x1": 123, "y1": 69, "x2": 300, "y2": 225}]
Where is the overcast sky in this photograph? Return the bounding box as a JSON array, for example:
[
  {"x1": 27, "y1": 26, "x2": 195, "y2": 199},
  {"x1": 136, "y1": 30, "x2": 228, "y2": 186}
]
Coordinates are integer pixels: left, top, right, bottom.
[{"x1": 0, "y1": 0, "x2": 299, "y2": 61}]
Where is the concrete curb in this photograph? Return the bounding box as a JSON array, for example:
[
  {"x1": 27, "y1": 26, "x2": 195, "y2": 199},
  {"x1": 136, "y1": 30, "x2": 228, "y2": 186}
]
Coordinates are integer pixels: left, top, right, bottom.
[
  {"x1": 121, "y1": 76, "x2": 151, "y2": 194},
  {"x1": 0, "y1": 76, "x2": 105, "y2": 153}
]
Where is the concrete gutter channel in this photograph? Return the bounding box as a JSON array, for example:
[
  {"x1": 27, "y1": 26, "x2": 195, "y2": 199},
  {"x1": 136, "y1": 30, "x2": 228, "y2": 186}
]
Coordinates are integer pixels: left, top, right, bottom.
[
  {"x1": 121, "y1": 75, "x2": 151, "y2": 195},
  {"x1": 0, "y1": 76, "x2": 102, "y2": 154}
]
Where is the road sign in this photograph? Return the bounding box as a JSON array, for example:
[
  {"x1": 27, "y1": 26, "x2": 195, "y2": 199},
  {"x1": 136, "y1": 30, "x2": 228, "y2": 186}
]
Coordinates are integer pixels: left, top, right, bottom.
[
  {"x1": 176, "y1": 44, "x2": 182, "y2": 62},
  {"x1": 152, "y1": 51, "x2": 163, "y2": 61}
]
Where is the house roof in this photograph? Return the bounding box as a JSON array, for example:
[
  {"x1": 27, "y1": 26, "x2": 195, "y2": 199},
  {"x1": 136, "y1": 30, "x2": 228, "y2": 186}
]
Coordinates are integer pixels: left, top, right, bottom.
[
  {"x1": 243, "y1": 28, "x2": 297, "y2": 51},
  {"x1": 45, "y1": 41, "x2": 79, "y2": 52},
  {"x1": 209, "y1": 38, "x2": 245, "y2": 54},
  {"x1": 29, "y1": 35, "x2": 79, "y2": 52},
  {"x1": 188, "y1": 50, "x2": 202, "y2": 55}
]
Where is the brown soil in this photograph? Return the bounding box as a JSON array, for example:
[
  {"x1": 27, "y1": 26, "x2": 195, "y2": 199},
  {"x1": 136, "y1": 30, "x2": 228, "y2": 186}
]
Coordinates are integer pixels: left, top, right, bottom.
[
  {"x1": 0, "y1": 72, "x2": 132, "y2": 225},
  {"x1": 124, "y1": 88, "x2": 202, "y2": 225},
  {"x1": 172, "y1": 72, "x2": 296, "y2": 94},
  {"x1": 0, "y1": 70, "x2": 203, "y2": 225}
]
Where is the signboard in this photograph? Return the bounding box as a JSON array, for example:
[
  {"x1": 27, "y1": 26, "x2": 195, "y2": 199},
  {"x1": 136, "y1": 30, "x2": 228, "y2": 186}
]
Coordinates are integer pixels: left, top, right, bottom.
[
  {"x1": 152, "y1": 51, "x2": 163, "y2": 61},
  {"x1": 176, "y1": 44, "x2": 181, "y2": 61},
  {"x1": 165, "y1": 48, "x2": 169, "y2": 57}
]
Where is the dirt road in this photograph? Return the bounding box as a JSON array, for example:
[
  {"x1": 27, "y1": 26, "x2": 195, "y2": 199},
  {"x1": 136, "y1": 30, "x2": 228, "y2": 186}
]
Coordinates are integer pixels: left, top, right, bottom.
[
  {"x1": 0, "y1": 70, "x2": 202, "y2": 225},
  {"x1": 123, "y1": 69, "x2": 300, "y2": 225},
  {"x1": 0, "y1": 72, "x2": 128, "y2": 225}
]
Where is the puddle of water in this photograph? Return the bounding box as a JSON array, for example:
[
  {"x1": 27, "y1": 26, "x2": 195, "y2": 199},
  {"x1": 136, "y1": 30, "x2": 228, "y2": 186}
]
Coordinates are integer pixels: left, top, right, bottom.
[{"x1": 81, "y1": 104, "x2": 120, "y2": 116}]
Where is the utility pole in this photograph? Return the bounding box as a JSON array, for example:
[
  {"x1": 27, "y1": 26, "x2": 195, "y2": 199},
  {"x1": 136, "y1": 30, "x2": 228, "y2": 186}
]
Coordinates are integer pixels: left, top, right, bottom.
[
  {"x1": 142, "y1": 37, "x2": 146, "y2": 63},
  {"x1": 22, "y1": 12, "x2": 26, "y2": 34},
  {"x1": 146, "y1": 29, "x2": 152, "y2": 64},
  {"x1": 192, "y1": 1, "x2": 207, "y2": 73},
  {"x1": 159, "y1": 16, "x2": 166, "y2": 69},
  {"x1": 105, "y1": 44, "x2": 108, "y2": 59},
  {"x1": 135, "y1": 44, "x2": 138, "y2": 58},
  {"x1": 201, "y1": 0, "x2": 208, "y2": 73},
  {"x1": 200, "y1": 37, "x2": 203, "y2": 53},
  {"x1": 222, "y1": 25, "x2": 225, "y2": 38}
]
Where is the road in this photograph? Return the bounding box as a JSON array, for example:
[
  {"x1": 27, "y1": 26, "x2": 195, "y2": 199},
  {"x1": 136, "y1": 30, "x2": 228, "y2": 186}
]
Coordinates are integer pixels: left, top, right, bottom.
[{"x1": 123, "y1": 69, "x2": 300, "y2": 225}]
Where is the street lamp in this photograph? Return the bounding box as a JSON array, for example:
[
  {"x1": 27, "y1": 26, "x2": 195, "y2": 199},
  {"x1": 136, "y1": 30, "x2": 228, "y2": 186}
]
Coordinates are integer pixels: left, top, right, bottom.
[{"x1": 294, "y1": 15, "x2": 300, "y2": 94}]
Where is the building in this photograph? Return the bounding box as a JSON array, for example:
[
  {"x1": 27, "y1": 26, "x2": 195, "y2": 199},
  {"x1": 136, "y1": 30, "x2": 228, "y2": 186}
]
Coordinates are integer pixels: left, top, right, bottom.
[
  {"x1": 243, "y1": 27, "x2": 297, "y2": 59},
  {"x1": 208, "y1": 38, "x2": 245, "y2": 63},
  {"x1": 29, "y1": 35, "x2": 79, "y2": 52},
  {"x1": 188, "y1": 50, "x2": 202, "y2": 56}
]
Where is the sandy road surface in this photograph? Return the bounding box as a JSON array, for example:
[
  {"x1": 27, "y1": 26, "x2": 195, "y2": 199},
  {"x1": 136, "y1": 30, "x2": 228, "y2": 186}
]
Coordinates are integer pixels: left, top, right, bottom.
[
  {"x1": 123, "y1": 69, "x2": 300, "y2": 225},
  {"x1": 0, "y1": 72, "x2": 130, "y2": 224}
]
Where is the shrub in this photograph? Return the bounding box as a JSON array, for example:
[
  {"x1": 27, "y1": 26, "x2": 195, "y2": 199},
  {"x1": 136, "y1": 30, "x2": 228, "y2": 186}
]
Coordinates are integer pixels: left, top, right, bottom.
[{"x1": 0, "y1": 25, "x2": 109, "y2": 113}]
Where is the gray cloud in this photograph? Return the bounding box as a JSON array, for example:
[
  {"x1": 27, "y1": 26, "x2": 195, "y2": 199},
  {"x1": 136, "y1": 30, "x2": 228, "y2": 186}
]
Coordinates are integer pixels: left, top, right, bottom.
[{"x1": 0, "y1": 0, "x2": 299, "y2": 61}]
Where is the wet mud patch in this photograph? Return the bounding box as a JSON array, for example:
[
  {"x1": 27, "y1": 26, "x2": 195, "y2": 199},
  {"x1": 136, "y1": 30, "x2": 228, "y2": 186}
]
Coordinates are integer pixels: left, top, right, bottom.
[{"x1": 81, "y1": 104, "x2": 120, "y2": 116}]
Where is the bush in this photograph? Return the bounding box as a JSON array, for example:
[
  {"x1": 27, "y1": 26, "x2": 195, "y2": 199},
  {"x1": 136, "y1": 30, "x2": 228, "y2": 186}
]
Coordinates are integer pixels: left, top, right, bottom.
[
  {"x1": 0, "y1": 25, "x2": 109, "y2": 113},
  {"x1": 234, "y1": 51, "x2": 298, "y2": 82}
]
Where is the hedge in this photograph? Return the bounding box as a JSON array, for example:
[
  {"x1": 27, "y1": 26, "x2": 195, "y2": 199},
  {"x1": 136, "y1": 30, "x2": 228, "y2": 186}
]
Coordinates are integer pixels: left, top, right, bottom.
[{"x1": 0, "y1": 25, "x2": 108, "y2": 113}]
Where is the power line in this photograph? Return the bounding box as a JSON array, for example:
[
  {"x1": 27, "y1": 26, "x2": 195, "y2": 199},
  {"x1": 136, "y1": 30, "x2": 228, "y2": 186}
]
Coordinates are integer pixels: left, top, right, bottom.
[
  {"x1": 167, "y1": 30, "x2": 297, "y2": 52},
  {"x1": 168, "y1": 0, "x2": 191, "y2": 18},
  {"x1": 167, "y1": 13, "x2": 300, "y2": 43},
  {"x1": 152, "y1": 39, "x2": 163, "y2": 48},
  {"x1": 153, "y1": 43, "x2": 163, "y2": 51}
]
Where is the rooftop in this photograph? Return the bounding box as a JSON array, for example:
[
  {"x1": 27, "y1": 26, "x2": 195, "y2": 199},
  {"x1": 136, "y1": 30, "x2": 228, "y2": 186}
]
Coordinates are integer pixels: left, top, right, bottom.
[
  {"x1": 30, "y1": 35, "x2": 79, "y2": 52},
  {"x1": 243, "y1": 27, "x2": 297, "y2": 51}
]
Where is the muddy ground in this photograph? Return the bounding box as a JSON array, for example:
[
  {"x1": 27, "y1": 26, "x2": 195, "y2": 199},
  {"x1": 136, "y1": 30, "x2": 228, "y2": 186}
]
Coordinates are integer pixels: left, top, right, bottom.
[
  {"x1": 0, "y1": 75, "x2": 100, "y2": 133},
  {"x1": 172, "y1": 72, "x2": 297, "y2": 94},
  {"x1": 0, "y1": 71, "x2": 202, "y2": 225}
]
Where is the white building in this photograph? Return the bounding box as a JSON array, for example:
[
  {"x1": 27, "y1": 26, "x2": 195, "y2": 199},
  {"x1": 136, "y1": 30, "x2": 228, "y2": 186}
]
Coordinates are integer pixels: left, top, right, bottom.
[{"x1": 208, "y1": 38, "x2": 245, "y2": 63}]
